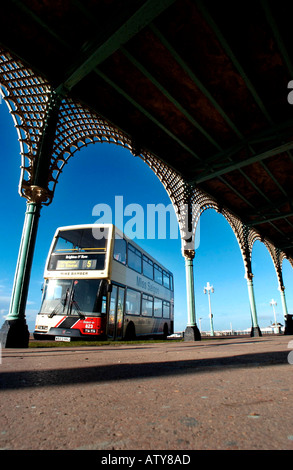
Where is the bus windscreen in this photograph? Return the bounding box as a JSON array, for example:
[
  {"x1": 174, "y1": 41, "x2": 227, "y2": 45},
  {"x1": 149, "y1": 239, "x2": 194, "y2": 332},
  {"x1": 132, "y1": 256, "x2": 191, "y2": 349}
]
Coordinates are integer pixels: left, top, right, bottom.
[{"x1": 40, "y1": 279, "x2": 106, "y2": 316}]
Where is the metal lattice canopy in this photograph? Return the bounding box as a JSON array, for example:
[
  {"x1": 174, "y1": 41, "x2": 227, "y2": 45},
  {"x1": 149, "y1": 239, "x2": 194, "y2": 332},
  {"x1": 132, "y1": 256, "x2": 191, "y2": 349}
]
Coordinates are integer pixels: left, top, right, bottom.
[{"x1": 1, "y1": 0, "x2": 293, "y2": 262}]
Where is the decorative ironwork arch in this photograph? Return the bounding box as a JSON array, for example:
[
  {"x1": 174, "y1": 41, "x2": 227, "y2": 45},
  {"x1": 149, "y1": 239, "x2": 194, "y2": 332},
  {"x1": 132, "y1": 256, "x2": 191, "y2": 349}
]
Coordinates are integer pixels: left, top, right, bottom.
[
  {"x1": 47, "y1": 97, "x2": 136, "y2": 201},
  {"x1": 0, "y1": 47, "x2": 292, "y2": 277},
  {"x1": 0, "y1": 49, "x2": 137, "y2": 205},
  {"x1": 221, "y1": 210, "x2": 262, "y2": 280},
  {"x1": 0, "y1": 50, "x2": 52, "y2": 202},
  {"x1": 262, "y1": 239, "x2": 287, "y2": 291},
  {"x1": 0, "y1": 47, "x2": 291, "y2": 346}
]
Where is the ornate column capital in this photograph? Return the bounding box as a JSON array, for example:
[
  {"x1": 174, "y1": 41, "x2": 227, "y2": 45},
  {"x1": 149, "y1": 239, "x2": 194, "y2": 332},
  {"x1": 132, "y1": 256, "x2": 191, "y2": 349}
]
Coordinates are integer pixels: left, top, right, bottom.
[
  {"x1": 183, "y1": 249, "x2": 195, "y2": 260},
  {"x1": 245, "y1": 271, "x2": 254, "y2": 282},
  {"x1": 22, "y1": 185, "x2": 50, "y2": 205}
]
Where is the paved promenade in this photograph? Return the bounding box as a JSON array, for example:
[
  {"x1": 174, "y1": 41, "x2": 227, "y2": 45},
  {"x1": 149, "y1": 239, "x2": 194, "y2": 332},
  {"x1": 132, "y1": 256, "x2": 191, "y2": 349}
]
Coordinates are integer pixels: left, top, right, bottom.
[{"x1": 0, "y1": 335, "x2": 292, "y2": 451}]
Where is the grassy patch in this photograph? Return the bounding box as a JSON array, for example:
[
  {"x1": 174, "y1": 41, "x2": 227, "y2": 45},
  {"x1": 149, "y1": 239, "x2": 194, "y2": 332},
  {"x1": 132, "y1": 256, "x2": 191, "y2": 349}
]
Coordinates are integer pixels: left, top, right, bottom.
[{"x1": 29, "y1": 338, "x2": 183, "y2": 348}]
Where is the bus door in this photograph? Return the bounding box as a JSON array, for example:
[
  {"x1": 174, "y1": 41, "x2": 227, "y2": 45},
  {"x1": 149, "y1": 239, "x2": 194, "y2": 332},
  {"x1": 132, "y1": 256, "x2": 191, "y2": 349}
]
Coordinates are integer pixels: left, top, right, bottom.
[{"x1": 108, "y1": 285, "x2": 125, "y2": 340}]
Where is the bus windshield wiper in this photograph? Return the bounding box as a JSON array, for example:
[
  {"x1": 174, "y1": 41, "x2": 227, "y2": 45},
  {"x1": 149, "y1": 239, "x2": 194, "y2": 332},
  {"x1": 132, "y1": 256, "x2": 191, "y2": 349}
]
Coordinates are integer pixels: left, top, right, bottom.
[
  {"x1": 70, "y1": 289, "x2": 85, "y2": 319},
  {"x1": 73, "y1": 305, "x2": 85, "y2": 319},
  {"x1": 48, "y1": 289, "x2": 69, "y2": 317},
  {"x1": 73, "y1": 302, "x2": 85, "y2": 319},
  {"x1": 48, "y1": 303, "x2": 62, "y2": 317}
]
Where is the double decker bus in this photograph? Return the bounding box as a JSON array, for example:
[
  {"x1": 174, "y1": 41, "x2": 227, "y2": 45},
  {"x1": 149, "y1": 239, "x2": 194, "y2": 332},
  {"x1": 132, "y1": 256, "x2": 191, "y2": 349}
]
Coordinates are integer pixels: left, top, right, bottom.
[{"x1": 34, "y1": 224, "x2": 174, "y2": 341}]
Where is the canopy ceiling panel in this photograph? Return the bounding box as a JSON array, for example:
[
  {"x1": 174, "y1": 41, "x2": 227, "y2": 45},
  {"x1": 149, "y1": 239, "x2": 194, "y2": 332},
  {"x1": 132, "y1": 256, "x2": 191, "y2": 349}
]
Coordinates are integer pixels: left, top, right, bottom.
[{"x1": 0, "y1": 0, "x2": 293, "y2": 257}]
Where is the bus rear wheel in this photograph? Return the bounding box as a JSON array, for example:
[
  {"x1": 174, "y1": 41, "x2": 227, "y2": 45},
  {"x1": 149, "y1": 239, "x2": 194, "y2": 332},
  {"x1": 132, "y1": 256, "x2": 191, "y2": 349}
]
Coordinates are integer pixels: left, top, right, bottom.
[
  {"x1": 125, "y1": 322, "x2": 136, "y2": 341},
  {"x1": 163, "y1": 323, "x2": 169, "y2": 339}
]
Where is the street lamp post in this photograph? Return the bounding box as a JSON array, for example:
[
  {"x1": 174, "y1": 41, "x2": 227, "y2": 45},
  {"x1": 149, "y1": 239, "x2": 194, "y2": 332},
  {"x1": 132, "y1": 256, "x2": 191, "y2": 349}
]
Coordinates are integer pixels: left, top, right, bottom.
[
  {"x1": 204, "y1": 282, "x2": 215, "y2": 336},
  {"x1": 270, "y1": 299, "x2": 280, "y2": 334}
]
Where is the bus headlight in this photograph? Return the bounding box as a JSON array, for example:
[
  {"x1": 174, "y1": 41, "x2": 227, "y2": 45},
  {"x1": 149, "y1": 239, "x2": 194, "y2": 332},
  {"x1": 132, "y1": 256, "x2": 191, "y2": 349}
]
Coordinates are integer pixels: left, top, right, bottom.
[{"x1": 36, "y1": 325, "x2": 48, "y2": 331}]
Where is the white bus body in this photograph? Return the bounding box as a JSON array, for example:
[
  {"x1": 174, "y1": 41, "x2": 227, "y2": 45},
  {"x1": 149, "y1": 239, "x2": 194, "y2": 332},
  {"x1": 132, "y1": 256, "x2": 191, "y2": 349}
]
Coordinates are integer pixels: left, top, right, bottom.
[{"x1": 34, "y1": 224, "x2": 174, "y2": 341}]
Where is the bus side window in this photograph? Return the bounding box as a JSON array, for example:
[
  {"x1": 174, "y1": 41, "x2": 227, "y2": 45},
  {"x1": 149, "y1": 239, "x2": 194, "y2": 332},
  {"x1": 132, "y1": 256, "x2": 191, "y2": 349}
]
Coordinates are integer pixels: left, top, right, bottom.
[
  {"x1": 128, "y1": 244, "x2": 142, "y2": 273},
  {"x1": 154, "y1": 298, "x2": 163, "y2": 317},
  {"x1": 163, "y1": 271, "x2": 170, "y2": 289},
  {"x1": 142, "y1": 294, "x2": 153, "y2": 316},
  {"x1": 125, "y1": 288, "x2": 141, "y2": 315},
  {"x1": 154, "y1": 264, "x2": 163, "y2": 285},
  {"x1": 101, "y1": 295, "x2": 107, "y2": 314},
  {"x1": 143, "y1": 255, "x2": 154, "y2": 280},
  {"x1": 113, "y1": 237, "x2": 127, "y2": 264},
  {"x1": 163, "y1": 301, "x2": 170, "y2": 319}
]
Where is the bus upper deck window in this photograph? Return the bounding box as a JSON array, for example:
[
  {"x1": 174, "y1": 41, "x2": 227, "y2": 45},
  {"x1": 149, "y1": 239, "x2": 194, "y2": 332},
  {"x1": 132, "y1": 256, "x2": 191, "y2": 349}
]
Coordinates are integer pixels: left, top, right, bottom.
[
  {"x1": 113, "y1": 236, "x2": 127, "y2": 264},
  {"x1": 163, "y1": 271, "x2": 170, "y2": 289},
  {"x1": 154, "y1": 264, "x2": 163, "y2": 285},
  {"x1": 143, "y1": 255, "x2": 154, "y2": 280},
  {"x1": 128, "y1": 244, "x2": 142, "y2": 273}
]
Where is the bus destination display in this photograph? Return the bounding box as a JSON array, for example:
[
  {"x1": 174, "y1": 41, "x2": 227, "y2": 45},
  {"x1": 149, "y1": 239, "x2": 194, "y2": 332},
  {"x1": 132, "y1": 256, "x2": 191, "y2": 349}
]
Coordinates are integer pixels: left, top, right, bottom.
[
  {"x1": 50, "y1": 254, "x2": 104, "y2": 271},
  {"x1": 56, "y1": 258, "x2": 97, "y2": 270}
]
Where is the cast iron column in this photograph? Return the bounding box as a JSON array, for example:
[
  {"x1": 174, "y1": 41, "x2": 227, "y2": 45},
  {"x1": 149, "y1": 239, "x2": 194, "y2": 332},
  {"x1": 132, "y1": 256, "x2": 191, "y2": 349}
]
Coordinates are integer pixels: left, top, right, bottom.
[
  {"x1": 0, "y1": 197, "x2": 42, "y2": 347},
  {"x1": 0, "y1": 91, "x2": 62, "y2": 347},
  {"x1": 275, "y1": 262, "x2": 289, "y2": 320},
  {"x1": 279, "y1": 287, "x2": 289, "y2": 318},
  {"x1": 184, "y1": 249, "x2": 201, "y2": 340},
  {"x1": 246, "y1": 273, "x2": 262, "y2": 337}
]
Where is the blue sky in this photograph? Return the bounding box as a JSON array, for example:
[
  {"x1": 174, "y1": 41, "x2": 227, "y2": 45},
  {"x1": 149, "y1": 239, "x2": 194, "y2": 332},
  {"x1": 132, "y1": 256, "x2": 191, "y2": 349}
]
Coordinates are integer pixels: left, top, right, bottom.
[{"x1": 0, "y1": 99, "x2": 293, "y2": 333}]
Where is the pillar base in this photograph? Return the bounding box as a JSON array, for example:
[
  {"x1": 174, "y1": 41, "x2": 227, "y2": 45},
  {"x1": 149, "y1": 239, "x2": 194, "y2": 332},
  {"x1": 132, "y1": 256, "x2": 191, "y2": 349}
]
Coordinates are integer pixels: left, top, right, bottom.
[
  {"x1": 250, "y1": 326, "x2": 262, "y2": 337},
  {"x1": 184, "y1": 325, "x2": 201, "y2": 341},
  {"x1": 284, "y1": 315, "x2": 293, "y2": 335},
  {"x1": 0, "y1": 320, "x2": 30, "y2": 348}
]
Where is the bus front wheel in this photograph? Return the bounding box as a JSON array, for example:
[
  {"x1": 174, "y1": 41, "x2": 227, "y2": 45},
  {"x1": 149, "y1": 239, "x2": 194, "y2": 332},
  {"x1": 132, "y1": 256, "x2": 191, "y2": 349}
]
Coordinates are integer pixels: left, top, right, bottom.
[{"x1": 125, "y1": 322, "x2": 136, "y2": 341}]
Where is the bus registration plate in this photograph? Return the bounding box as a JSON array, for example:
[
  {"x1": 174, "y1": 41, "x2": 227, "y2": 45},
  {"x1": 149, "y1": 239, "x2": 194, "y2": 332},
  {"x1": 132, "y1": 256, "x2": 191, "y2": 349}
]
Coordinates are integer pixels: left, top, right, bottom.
[{"x1": 55, "y1": 336, "x2": 71, "y2": 342}]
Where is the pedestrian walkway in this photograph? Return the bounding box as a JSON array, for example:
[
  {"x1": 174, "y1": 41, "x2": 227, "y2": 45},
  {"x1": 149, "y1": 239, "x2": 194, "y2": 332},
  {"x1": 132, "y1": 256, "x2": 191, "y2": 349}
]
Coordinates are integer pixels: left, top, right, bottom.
[{"x1": 0, "y1": 336, "x2": 292, "y2": 450}]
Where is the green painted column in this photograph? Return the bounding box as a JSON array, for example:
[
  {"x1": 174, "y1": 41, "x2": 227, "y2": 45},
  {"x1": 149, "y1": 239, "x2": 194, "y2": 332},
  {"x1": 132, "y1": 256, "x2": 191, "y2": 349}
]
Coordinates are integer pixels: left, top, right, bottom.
[
  {"x1": 0, "y1": 91, "x2": 62, "y2": 348},
  {"x1": 183, "y1": 250, "x2": 201, "y2": 341},
  {"x1": 0, "y1": 200, "x2": 41, "y2": 347},
  {"x1": 246, "y1": 275, "x2": 262, "y2": 337},
  {"x1": 279, "y1": 288, "x2": 288, "y2": 318},
  {"x1": 185, "y1": 257, "x2": 195, "y2": 327},
  {"x1": 8, "y1": 202, "x2": 41, "y2": 319},
  {"x1": 279, "y1": 288, "x2": 289, "y2": 335}
]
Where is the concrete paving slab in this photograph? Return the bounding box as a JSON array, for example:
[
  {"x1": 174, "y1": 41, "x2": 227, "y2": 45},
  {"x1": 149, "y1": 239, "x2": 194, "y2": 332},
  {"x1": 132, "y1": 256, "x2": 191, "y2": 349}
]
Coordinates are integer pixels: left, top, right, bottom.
[{"x1": 0, "y1": 335, "x2": 292, "y2": 451}]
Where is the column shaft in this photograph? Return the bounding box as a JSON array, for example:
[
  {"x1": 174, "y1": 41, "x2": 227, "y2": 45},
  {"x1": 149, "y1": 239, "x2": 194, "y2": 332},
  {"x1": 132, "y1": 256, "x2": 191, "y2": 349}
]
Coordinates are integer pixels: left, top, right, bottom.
[
  {"x1": 246, "y1": 277, "x2": 262, "y2": 337},
  {"x1": 185, "y1": 257, "x2": 196, "y2": 327},
  {"x1": 8, "y1": 202, "x2": 41, "y2": 319},
  {"x1": 279, "y1": 288, "x2": 289, "y2": 318},
  {"x1": 0, "y1": 202, "x2": 41, "y2": 347},
  {"x1": 183, "y1": 251, "x2": 201, "y2": 341}
]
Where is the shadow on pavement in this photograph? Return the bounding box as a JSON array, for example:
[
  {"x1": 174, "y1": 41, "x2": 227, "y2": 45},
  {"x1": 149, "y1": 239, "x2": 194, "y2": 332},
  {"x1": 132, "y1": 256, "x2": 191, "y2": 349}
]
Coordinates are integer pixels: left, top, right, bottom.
[{"x1": 0, "y1": 350, "x2": 289, "y2": 390}]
